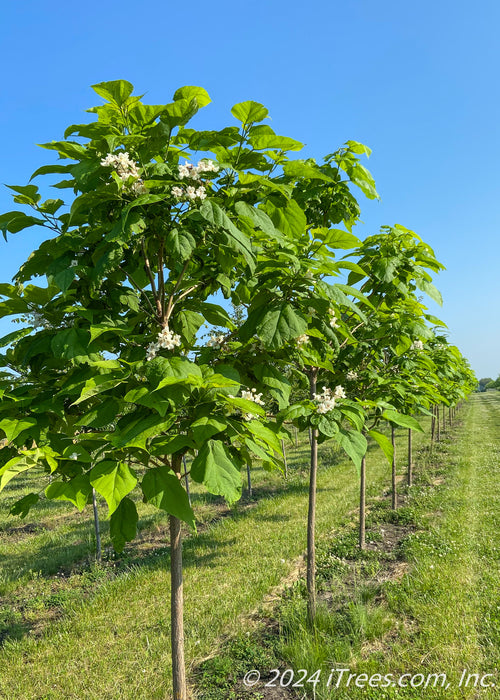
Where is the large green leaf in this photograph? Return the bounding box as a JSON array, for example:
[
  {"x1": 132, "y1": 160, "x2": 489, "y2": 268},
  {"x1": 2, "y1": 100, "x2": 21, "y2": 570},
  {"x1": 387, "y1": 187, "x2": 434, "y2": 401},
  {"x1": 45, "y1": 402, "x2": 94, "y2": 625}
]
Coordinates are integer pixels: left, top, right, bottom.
[
  {"x1": 367, "y1": 429, "x2": 394, "y2": 465},
  {"x1": 231, "y1": 101, "x2": 268, "y2": 125},
  {"x1": 0, "y1": 417, "x2": 37, "y2": 442},
  {"x1": 0, "y1": 455, "x2": 38, "y2": 492},
  {"x1": 173, "y1": 85, "x2": 211, "y2": 108},
  {"x1": 335, "y1": 428, "x2": 367, "y2": 472},
  {"x1": 51, "y1": 328, "x2": 89, "y2": 361},
  {"x1": 45, "y1": 474, "x2": 92, "y2": 511},
  {"x1": 242, "y1": 302, "x2": 307, "y2": 350},
  {"x1": 89, "y1": 461, "x2": 138, "y2": 515},
  {"x1": 191, "y1": 440, "x2": 241, "y2": 504},
  {"x1": 382, "y1": 410, "x2": 423, "y2": 432},
  {"x1": 254, "y1": 364, "x2": 291, "y2": 410},
  {"x1": 199, "y1": 201, "x2": 255, "y2": 270},
  {"x1": 110, "y1": 414, "x2": 175, "y2": 450},
  {"x1": 109, "y1": 497, "x2": 138, "y2": 553},
  {"x1": 190, "y1": 417, "x2": 228, "y2": 446},
  {"x1": 10, "y1": 493, "x2": 39, "y2": 519},
  {"x1": 142, "y1": 466, "x2": 195, "y2": 528},
  {"x1": 91, "y1": 80, "x2": 134, "y2": 106}
]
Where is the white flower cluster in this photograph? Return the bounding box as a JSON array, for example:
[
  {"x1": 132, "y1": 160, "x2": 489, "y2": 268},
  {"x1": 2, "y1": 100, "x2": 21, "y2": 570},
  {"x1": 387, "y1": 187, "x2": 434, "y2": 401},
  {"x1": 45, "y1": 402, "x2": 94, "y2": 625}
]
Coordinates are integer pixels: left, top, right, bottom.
[
  {"x1": 411, "y1": 340, "x2": 424, "y2": 351},
  {"x1": 207, "y1": 334, "x2": 226, "y2": 348},
  {"x1": 240, "y1": 387, "x2": 265, "y2": 421},
  {"x1": 346, "y1": 370, "x2": 358, "y2": 380},
  {"x1": 296, "y1": 334, "x2": 309, "y2": 347},
  {"x1": 146, "y1": 326, "x2": 182, "y2": 361},
  {"x1": 178, "y1": 160, "x2": 219, "y2": 180},
  {"x1": 313, "y1": 385, "x2": 346, "y2": 414},
  {"x1": 100, "y1": 152, "x2": 147, "y2": 194},
  {"x1": 172, "y1": 185, "x2": 207, "y2": 201},
  {"x1": 328, "y1": 308, "x2": 340, "y2": 328}
]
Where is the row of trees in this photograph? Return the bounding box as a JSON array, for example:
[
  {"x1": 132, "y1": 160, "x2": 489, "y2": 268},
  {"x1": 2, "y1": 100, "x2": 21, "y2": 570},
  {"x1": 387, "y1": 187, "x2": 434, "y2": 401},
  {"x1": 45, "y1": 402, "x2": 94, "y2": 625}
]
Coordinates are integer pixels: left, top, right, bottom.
[{"x1": 0, "y1": 81, "x2": 475, "y2": 699}]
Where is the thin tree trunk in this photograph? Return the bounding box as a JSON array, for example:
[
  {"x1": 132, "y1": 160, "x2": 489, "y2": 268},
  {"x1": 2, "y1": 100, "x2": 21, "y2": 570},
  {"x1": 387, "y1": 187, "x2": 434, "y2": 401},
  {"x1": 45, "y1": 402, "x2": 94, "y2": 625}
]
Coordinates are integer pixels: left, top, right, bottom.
[
  {"x1": 92, "y1": 488, "x2": 102, "y2": 564},
  {"x1": 359, "y1": 454, "x2": 366, "y2": 549},
  {"x1": 182, "y1": 455, "x2": 191, "y2": 507},
  {"x1": 308, "y1": 427, "x2": 312, "y2": 446},
  {"x1": 281, "y1": 439, "x2": 288, "y2": 479},
  {"x1": 307, "y1": 369, "x2": 318, "y2": 627},
  {"x1": 442, "y1": 405, "x2": 446, "y2": 433},
  {"x1": 436, "y1": 405, "x2": 441, "y2": 442},
  {"x1": 246, "y1": 462, "x2": 252, "y2": 497},
  {"x1": 407, "y1": 428, "x2": 413, "y2": 487},
  {"x1": 170, "y1": 455, "x2": 186, "y2": 700},
  {"x1": 449, "y1": 406, "x2": 452, "y2": 428},
  {"x1": 294, "y1": 426, "x2": 298, "y2": 448},
  {"x1": 391, "y1": 424, "x2": 397, "y2": 509},
  {"x1": 431, "y1": 404, "x2": 436, "y2": 444}
]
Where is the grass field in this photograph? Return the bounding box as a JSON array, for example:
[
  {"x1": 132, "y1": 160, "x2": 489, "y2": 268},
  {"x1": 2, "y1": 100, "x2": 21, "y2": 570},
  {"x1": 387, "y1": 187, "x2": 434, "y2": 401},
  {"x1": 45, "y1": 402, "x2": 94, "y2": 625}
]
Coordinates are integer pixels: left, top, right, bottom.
[{"x1": 0, "y1": 394, "x2": 498, "y2": 699}]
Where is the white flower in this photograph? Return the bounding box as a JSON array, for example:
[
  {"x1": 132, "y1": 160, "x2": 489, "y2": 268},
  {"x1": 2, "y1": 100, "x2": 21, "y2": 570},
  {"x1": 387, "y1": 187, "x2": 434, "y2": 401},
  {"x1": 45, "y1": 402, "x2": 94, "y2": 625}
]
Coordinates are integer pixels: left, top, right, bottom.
[
  {"x1": 178, "y1": 160, "x2": 219, "y2": 180},
  {"x1": 195, "y1": 186, "x2": 207, "y2": 200},
  {"x1": 346, "y1": 370, "x2": 358, "y2": 381},
  {"x1": 241, "y1": 388, "x2": 265, "y2": 406},
  {"x1": 172, "y1": 186, "x2": 184, "y2": 198},
  {"x1": 100, "y1": 152, "x2": 144, "y2": 193},
  {"x1": 313, "y1": 385, "x2": 346, "y2": 414},
  {"x1": 146, "y1": 326, "x2": 182, "y2": 360},
  {"x1": 207, "y1": 334, "x2": 226, "y2": 348},
  {"x1": 296, "y1": 334, "x2": 309, "y2": 347},
  {"x1": 185, "y1": 186, "x2": 197, "y2": 200},
  {"x1": 411, "y1": 340, "x2": 424, "y2": 351},
  {"x1": 328, "y1": 308, "x2": 339, "y2": 328},
  {"x1": 333, "y1": 385, "x2": 346, "y2": 399}
]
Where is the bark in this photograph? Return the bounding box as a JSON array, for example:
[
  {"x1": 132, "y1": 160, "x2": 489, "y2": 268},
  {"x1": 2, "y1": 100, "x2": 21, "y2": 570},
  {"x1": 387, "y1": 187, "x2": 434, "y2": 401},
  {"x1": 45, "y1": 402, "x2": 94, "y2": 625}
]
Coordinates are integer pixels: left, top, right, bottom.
[
  {"x1": 170, "y1": 455, "x2": 187, "y2": 700},
  {"x1": 246, "y1": 462, "x2": 252, "y2": 497},
  {"x1": 281, "y1": 439, "x2": 288, "y2": 479},
  {"x1": 431, "y1": 404, "x2": 436, "y2": 444},
  {"x1": 359, "y1": 454, "x2": 366, "y2": 549},
  {"x1": 92, "y1": 488, "x2": 102, "y2": 564},
  {"x1": 391, "y1": 424, "x2": 397, "y2": 510},
  {"x1": 407, "y1": 428, "x2": 413, "y2": 487},
  {"x1": 182, "y1": 455, "x2": 191, "y2": 507},
  {"x1": 436, "y1": 405, "x2": 441, "y2": 442},
  {"x1": 307, "y1": 369, "x2": 318, "y2": 627}
]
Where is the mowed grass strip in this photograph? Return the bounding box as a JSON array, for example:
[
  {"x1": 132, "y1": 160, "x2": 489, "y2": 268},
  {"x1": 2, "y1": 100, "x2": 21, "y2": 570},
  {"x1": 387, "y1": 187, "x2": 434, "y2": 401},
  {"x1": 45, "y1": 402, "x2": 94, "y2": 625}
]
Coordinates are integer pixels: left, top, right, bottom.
[{"x1": 0, "y1": 423, "x2": 433, "y2": 700}]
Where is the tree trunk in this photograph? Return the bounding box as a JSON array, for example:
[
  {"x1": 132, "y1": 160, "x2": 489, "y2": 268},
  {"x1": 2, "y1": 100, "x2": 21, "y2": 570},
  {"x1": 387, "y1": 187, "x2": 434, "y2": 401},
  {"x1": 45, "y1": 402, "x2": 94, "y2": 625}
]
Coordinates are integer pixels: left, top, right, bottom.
[
  {"x1": 391, "y1": 424, "x2": 397, "y2": 509},
  {"x1": 431, "y1": 404, "x2": 436, "y2": 444},
  {"x1": 246, "y1": 462, "x2": 252, "y2": 497},
  {"x1": 170, "y1": 455, "x2": 187, "y2": 700},
  {"x1": 294, "y1": 425, "x2": 298, "y2": 448},
  {"x1": 442, "y1": 405, "x2": 446, "y2": 434},
  {"x1": 281, "y1": 439, "x2": 288, "y2": 479},
  {"x1": 436, "y1": 405, "x2": 441, "y2": 442},
  {"x1": 307, "y1": 369, "x2": 318, "y2": 627},
  {"x1": 92, "y1": 488, "x2": 102, "y2": 564},
  {"x1": 182, "y1": 455, "x2": 191, "y2": 507},
  {"x1": 407, "y1": 428, "x2": 413, "y2": 487},
  {"x1": 359, "y1": 454, "x2": 366, "y2": 549}
]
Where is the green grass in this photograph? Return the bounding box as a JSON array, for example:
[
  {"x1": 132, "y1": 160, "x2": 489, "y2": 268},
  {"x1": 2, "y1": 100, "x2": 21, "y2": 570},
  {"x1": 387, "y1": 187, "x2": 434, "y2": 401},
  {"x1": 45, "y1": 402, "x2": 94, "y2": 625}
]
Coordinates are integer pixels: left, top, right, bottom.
[
  {"x1": 0, "y1": 421, "x2": 426, "y2": 699},
  {"x1": 243, "y1": 394, "x2": 500, "y2": 700}
]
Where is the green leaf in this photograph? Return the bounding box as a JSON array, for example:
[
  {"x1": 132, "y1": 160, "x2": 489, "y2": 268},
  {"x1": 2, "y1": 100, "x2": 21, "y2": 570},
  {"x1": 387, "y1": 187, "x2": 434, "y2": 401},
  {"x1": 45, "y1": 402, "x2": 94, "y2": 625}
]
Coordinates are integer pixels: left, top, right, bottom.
[
  {"x1": 231, "y1": 101, "x2": 269, "y2": 125},
  {"x1": 245, "y1": 420, "x2": 282, "y2": 453},
  {"x1": 382, "y1": 410, "x2": 423, "y2": 432},
  {"x1": 75, "y1": 398, "x2": 120, "y2": 429},
  {"x1": 0, "y1": 417, "x2": 38, "y2": 443},
  {"x1": 254, "y1": 364, "x2": 291, "y2": 410},
  {"x1": 416, "y1": 278, "x2": 443, "y2": 306},
  {"x1": 249, "y1": 127, "x2": 303, "y2": 152},
  {"x1": 10, "y1": 493, "x2": 39, "y2": 519},
  {"x1": 283, "y1": 160, "x2": 333, "y2": 182},
  {"x1": 191, "y1": 440, "x2": 241, "y2": 504},
  {"x1": 53, "y1": 268, "x2": 76, "y2": 293},
  {"x1": 51, "y1": 328, "x2": 89, "y2": 361},
  {"x1": 317, "y1": 414, "x2": 339, "y2": 438},
  {"x1": 242, "y1": 302, "x2": 307, "y2": 350},
  {"x1": 173, "y1": 85, "x2": 211, "y2": 108},
  {"x1": 91, "y1": 80, "x2": 134, "y2": 106},
  {"x1": 166, "y1": 228, "x2": 196, "y2": 261},
  {"x1": 367, "y1": 429, "x2": 394, "y2": 465},
  {"x1": 335, "y1": 428, "x2": 367, "y2": 472},
  {"x1": 110, "y1": 414, "x2": 175, "y2": 449},
  {"x1": 45, "y1": 475, "x2": 92, "y2": 511},
  {"x1": 0, "y1": 456, "x2": 37, "y2": 492},
  {"x1": 109, "y1": 497, "x2": 138, "y2": 553},
  {"x1": 199, "y1": 201, "x2": 255, "y2": 270},
  {"x1": 89, "y1": 460, "x2": 138, "y2": 516},
  {"x1": 142, "y1": 466, "x2": 195, "y2": 528},
  {"x1": 316, "y1": 228, "x2": 361, "y2": 250},
  {"x1": 190, "y1": 416, "x2": 228, "y2": 446}
]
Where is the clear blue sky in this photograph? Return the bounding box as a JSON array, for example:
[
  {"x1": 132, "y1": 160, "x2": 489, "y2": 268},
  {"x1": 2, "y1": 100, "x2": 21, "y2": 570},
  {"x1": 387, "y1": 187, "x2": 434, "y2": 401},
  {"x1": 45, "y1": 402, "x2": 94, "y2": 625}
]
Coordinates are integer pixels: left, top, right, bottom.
[{"x1": 1, "y1": 0, "x2": 498, "y2": 379}]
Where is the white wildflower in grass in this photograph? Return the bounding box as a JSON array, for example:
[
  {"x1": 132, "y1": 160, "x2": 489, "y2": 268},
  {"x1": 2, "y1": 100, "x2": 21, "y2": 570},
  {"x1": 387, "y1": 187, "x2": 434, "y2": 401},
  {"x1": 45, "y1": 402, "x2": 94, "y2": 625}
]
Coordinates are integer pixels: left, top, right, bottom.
[
  {"x1": 411, "y1": 340, "x2": 424, "y2": 351},
  {"x1": 346, "y1": 370, "x2": 358, "y2": 381},
  {"x1": 313, "y1": 385, "x2": 346, "y2": 414},
  {"x1": 296, "y1": 334, "x2": 309, "y2": 347},
  {"x1": 146, "y1": 326, "x2": 182, "y2": 360},
  {"x1": 328, "y1": 308, "x2": 340, "y2": 328}
]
